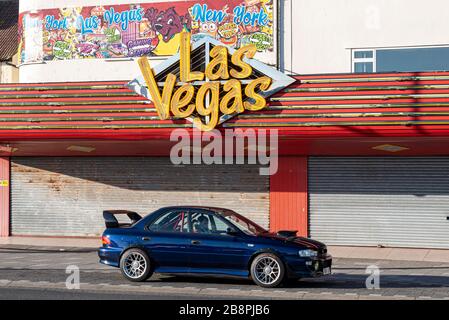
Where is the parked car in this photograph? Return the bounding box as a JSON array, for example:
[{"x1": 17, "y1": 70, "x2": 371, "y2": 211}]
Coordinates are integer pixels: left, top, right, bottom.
[{"x1": 98, "y1": 206, "x2": 332, "y2": 288}]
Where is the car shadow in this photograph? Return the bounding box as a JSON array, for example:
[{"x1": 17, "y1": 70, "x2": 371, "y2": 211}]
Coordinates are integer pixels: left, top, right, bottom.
[
  {"x1": 286, "y1": 275, "x2": 449, "y2": 289},
  {"x1": 151, "y1": 273, "x2": 449, "y2": 289},
  {"x1": 153, "y1": 274, "x2": 255, "y2": 286}
]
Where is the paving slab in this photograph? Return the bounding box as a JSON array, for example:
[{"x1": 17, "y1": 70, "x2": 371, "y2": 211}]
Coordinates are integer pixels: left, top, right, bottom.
[{"x1": 329, "y1": 245, "x2": 449, "y2": 263}]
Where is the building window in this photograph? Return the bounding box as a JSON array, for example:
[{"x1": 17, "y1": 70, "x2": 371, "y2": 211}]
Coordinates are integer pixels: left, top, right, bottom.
[
  {"x1": 352, "y1": 50, "x2": 375, "y2": 73},
  {"x1": 352, "y1": 46, "x2": 449, "y2": 73}
]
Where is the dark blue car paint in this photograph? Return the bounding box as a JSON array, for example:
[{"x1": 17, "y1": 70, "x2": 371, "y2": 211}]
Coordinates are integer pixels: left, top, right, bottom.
[{"x1": 98, "y1": 208, "x2": 332, "y2": 279}]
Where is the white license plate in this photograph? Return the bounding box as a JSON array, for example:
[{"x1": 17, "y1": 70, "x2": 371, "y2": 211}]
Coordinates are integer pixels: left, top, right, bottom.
[{"x1": 323, "y1": 267, "x2": 331, "y2": 275}]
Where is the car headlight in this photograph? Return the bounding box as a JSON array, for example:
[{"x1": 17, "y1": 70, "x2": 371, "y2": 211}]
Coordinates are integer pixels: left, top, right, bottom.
[{"x1": 298, "y1": 249, "x2": 317, "y2": 257}]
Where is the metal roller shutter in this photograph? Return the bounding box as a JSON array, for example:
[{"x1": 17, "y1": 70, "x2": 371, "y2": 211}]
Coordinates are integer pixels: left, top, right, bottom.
[
  {"x1": 309, "y1": 157, "x2": 449, "y2": 249},
  {"x1": 11, "y1": 157, "x2": 269, "y2": 236}
]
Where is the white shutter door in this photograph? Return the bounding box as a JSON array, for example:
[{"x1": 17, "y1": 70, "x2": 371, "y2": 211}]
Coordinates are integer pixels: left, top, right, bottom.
[
  {"x1": 11, "y1": 157, "x2": 269, "y2": 236},
  {"x1": 309, "y1": 157, "x2": 449, "y2": 249}
]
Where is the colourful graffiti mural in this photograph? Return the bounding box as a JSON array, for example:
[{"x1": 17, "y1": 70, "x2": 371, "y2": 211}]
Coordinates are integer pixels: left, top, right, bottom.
[{"x1": 18, "y1": 0, "x2": 274, "y2": 64}]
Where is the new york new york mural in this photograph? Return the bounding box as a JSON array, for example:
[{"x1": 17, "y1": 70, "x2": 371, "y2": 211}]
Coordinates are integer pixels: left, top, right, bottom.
[{"x1": 18, "y1": 0, "x2": 274, "y2": 64}]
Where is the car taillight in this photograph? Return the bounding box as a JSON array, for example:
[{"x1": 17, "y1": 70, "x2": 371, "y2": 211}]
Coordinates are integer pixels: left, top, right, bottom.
[{"x1": 102, "y1": 236, "x2": 111, "y2": 245}]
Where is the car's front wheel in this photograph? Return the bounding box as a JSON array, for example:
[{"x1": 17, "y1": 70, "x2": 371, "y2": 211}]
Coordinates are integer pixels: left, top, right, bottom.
[
  {"x1": 120, "y1": 248, "x2": 153, "y2": 282},
  {"x1": 250, "y1": 253, "x2": 285, "y2": 288}
]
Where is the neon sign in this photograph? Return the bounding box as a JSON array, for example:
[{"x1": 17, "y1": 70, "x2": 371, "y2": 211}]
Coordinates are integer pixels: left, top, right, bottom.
[
  {"x1": 130, "y1": 32, "x2": 294, "y2": 131},
  {"x1": 138, "y1": 31, "x2": 272, "y2": 131}
]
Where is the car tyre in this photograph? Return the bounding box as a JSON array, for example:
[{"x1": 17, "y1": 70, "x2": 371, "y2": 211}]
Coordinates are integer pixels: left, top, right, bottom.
[
  {"x1": 250, "y1": 253, "x2": 285, "y2": 288},
  {"x1": 120, "y1": 248, "x2": 153, "y2": 282}
]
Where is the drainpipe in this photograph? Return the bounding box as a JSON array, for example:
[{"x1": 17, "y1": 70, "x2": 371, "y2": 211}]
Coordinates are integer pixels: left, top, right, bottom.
[{"x1": 276, "y1": 0, "x2": 281, "y2": 71}]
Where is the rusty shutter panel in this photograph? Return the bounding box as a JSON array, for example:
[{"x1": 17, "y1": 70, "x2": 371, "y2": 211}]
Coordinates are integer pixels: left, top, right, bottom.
[{"x1": 10, "y1": 157, "x2": 269, "y2": 236}]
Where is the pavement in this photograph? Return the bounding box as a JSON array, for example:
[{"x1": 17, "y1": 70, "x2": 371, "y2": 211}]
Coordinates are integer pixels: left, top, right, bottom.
[
  {"x1": 0, "y1": 244, "x2": 448, "y2": 300},
  {"x1": 0, "y1": 287, "x2": 213, "y2": 300},
  {"x1": 0, "y1": 236, "x2": 100, "y2": 248}
]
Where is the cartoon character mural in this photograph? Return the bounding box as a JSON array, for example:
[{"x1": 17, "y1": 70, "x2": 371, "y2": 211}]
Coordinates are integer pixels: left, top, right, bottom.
[
  {"x1": 190, "y1": 0, "x2": 274, "y2": 53},
  {"x1": 76, "y1": 42, "x2": 100, "y2": 57},
  {"x1": 144, "y1": 7, "x2": 191, "y2": 55},
  {"x1": 53, "y1": 40, "x2": 72, "y2": 59},
  {"x1": 18, "y1": 1, "x2": 275, "y2": 63},
  {"x1": 59, "y1": 7, "x2": 82, "y2": 58}
]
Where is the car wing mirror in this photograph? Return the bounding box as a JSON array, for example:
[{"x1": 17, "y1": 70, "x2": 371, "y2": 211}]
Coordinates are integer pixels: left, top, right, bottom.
[{"x1": 226, "y1": 227, "x2": 240, "y2": 236}]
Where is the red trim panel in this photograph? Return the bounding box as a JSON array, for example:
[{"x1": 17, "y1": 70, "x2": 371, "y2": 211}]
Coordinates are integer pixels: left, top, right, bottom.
[
  {"x1": 269, "y1": 157, "x2": 308, "y2": 236},
  {"x1": 2, "y1": 71, "x2": 449, "y2": 142}
]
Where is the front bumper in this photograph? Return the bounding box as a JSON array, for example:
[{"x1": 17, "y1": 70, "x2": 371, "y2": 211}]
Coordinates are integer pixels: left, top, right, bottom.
[
  {"x1": 286, "y1": 254, "x2": 332, "y2": 278},
  {"x1": 306, "y1": 254, "x2": 332, "y2": 277}
]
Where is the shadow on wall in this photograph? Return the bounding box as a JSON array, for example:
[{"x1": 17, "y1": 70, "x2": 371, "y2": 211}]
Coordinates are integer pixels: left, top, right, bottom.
[
  {"x1": 308, "y1": 156, "x2": 449, "y2": 196},
  {"x1": 11, "y1": 155, "x2": 449, "y2": 195},
  {"x1": 10, "y1": 156, "x2": 270, "y2": 192}
]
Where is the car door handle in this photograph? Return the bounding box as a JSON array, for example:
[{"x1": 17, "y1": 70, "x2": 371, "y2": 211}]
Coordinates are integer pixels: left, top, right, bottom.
[
  {"x1": 191, "y1": 240, "x2": 201, "y2": 245},
  {"x1": 141, "y1": 237, "x2": 151, "y2": 241}
]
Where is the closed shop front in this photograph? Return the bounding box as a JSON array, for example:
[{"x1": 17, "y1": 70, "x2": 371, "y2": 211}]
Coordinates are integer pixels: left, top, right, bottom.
[
  {"x1": 10, "y1": 157, "x2": 269, "y2": 236},
  {"x1": 309, "y1": 157, "x2": 449, "y2": 249}
]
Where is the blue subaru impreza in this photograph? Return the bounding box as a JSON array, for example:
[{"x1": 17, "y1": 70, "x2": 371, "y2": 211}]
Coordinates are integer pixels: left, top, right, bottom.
[{"x1": 98, "y1": 206, "x2": 332, "y2": 288}]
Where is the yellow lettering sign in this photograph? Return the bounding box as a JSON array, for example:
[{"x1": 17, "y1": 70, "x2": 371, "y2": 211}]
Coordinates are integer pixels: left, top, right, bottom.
[
  {"x1": 220, "y1": 79, "x2": 244, "y2": 114},
  {"x1": 194, "y1": 82, "x2": 220, "y2": 131},
  {"x1": 230, "y1": 45, "x2": 256, "y2": 79},
  {"x1": 244, "y1": 76, "x2": 272, "y2": 111},
  {"x1": 180, "y1": 32, "x2": 204, "y2": 82},
  {"x1": 138, "y1": 57, "x2": 175, "y2": 120},
  {"x1": 205, "y1": 45, "x2": 229, "y2": 81},
  {"x1": 137, "y1": 31, "x2": 273, "y2": 131}
]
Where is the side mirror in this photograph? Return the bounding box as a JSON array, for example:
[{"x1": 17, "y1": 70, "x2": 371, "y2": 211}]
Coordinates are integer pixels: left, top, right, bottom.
[{"x1": 226, "y1": 227, "x2": 239, "y2": 236}]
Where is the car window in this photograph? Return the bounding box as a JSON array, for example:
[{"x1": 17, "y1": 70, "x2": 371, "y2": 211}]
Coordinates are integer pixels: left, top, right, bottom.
[
  {"x1": 190, "y1": 210, "x2": 234, "y2": 235},
  {"x1": 223, "y1": 214, "x2": 260, "y2": 235},
  {"x1": 209, "y1": 214, "x2": 231, "y2": 234},
  {"x1": 190, "y1": 211, "x2": 212, "y2": 234},
  {"x1": 148, "y1": 210, "x2": 189, "y2": 233}
]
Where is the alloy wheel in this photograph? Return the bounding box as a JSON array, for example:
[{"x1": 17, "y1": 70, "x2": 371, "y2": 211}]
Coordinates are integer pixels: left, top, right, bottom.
[
  {"x1": 253, "y1": 256, "x2": 281, "y2": 285},
  {"x1": 123, "y1": 252, "x2": 147, "y2": 279}
]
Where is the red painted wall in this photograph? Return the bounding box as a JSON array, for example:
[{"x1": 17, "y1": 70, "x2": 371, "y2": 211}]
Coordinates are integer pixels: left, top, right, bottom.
[
  {"x1": 269, "y1": 157, "x2": 308, "y2": 236},
  {"x1": 0, "y1": 157, "x2": 9, "y2": 237}
]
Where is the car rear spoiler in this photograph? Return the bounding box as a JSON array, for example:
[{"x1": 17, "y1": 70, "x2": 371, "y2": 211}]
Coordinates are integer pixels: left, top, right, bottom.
[{"x1": 103, "y1": 210, "x2": 142, "y2": 228}]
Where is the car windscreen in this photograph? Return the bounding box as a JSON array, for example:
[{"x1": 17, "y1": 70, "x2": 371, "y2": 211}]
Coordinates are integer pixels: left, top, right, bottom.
[{"x1": 219, "y1": 210, "x2": 268, "y2": 236}]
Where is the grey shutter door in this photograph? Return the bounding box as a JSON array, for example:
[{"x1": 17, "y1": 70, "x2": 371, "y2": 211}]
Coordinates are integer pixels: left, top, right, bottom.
[
  {"x1": 309, "y1": 157, "x2": 449, "y2": 249},
  {"x1": 11, "y1": 157, "x2": 269, "y2": 236}
]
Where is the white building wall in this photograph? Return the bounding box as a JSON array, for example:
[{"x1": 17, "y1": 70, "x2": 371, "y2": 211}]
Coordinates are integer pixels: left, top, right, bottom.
[
  {"x1": 19, "y1": 0, "x2": 449, "y2": 82},
  {"x1": 283, "y1": 0, "x2": 449, "y2": 75}
]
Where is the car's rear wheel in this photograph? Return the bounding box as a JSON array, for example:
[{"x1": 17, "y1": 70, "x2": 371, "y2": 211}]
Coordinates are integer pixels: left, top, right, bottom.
[
  {"x1": 120, "y1": 248, "x2": 153, "y2": 282},
  {"x1": 250, "y1": 253, "x2": 285, "y2": 288}
]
